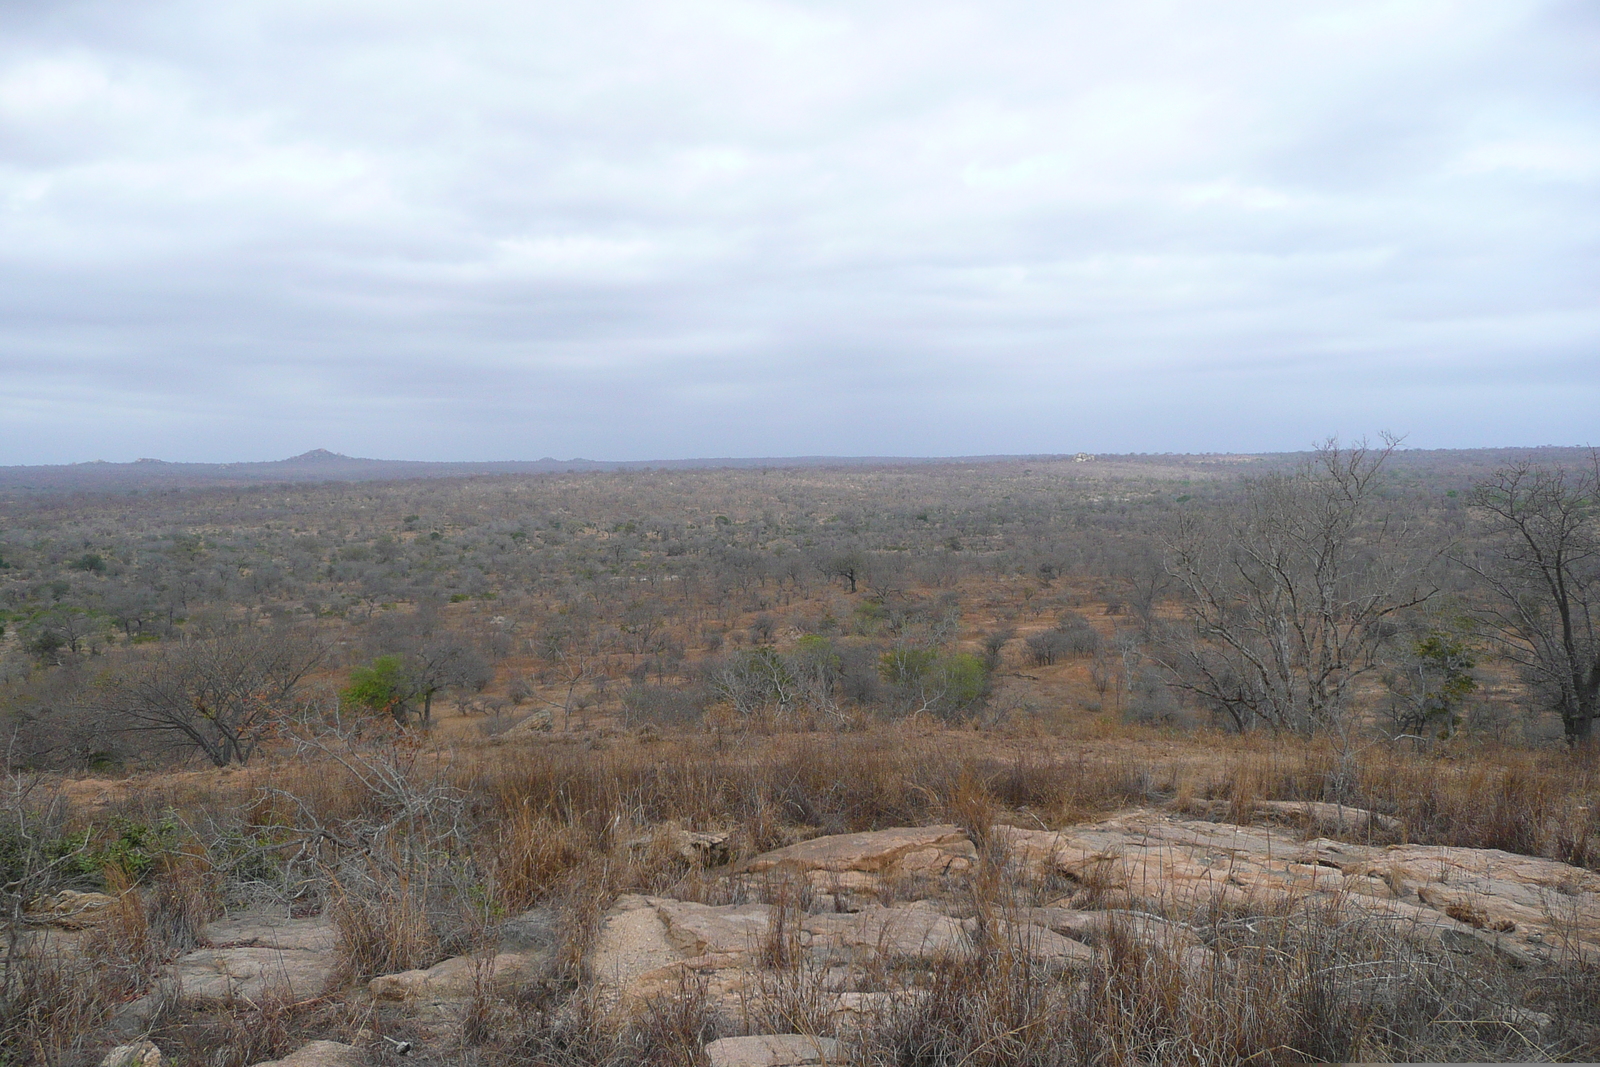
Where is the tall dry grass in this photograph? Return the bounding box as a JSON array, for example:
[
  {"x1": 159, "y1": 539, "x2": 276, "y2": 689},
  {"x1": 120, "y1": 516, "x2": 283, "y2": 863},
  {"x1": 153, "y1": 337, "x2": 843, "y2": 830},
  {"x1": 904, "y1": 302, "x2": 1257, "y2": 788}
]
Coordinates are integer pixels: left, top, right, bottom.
[{"x1": 14, "y1": 722, "x2": 1600, "y2": 1064}]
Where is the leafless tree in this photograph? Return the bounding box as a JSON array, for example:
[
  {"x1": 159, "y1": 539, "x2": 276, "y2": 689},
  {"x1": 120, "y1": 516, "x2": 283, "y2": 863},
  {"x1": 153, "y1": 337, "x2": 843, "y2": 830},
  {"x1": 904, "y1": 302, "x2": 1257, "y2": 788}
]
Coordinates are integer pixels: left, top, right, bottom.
[
  {"x1": 820, "y1": 550, "x2": 866, "y2": 594},
  {"x1": 406, "y1": 636, "x2": 490, "y2": 725},
  {"x1": 95, "y1": 628, "x2": 324, "y2": 766},
  {"x1": 1464, "y1": 454, "x2": 1600, "y2": 744},
  {"x1": 1161, "y1": 438, "x2": 1437, "y2": 734}
]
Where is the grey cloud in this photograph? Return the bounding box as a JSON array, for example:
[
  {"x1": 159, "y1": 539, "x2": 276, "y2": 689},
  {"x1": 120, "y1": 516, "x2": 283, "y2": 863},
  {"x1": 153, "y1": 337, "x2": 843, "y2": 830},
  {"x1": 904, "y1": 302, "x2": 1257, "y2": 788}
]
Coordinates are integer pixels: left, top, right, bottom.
[{"x1": 0, "y1": 0, "x2": 1595, "y2": 462}]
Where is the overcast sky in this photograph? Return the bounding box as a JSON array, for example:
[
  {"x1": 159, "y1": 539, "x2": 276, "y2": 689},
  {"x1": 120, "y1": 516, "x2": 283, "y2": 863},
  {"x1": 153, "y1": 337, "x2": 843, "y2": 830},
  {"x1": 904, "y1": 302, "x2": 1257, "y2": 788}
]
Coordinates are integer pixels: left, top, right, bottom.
[{"x1": 1, "y1": 0, "x2": 1595, "y2": 464}]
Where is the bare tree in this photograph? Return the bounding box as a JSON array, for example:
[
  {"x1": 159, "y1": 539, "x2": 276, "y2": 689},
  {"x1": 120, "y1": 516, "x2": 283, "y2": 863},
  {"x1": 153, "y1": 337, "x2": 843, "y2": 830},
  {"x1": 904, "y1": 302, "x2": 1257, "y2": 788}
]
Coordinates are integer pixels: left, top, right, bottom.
[
  {"x1": 407, "y1": 636, "x2": 490, "y2": 724},
  {"x1": 820, "y1": 550, "x2": 866, "y2": 594},
  {"x1": 96, "y1": 628, "x2": 324, "y2": 766},
  {"x1": 1464, "y1": 454, "x2": 1600, "y2": 744},
  {"x1": 1162, "y1": 437, "x2": 1437, "y2": 734}
]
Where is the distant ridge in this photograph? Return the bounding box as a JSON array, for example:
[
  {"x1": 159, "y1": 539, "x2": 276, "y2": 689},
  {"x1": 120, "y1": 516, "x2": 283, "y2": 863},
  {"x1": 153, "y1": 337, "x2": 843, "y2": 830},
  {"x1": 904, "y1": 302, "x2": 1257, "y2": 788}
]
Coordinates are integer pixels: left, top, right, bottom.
[
  {"x1": 0, "y1": 450, "x2": 1063, "y2": 492},
  {"x1": 0, "y1": 446, "x2": 1589, "y2": 495}
]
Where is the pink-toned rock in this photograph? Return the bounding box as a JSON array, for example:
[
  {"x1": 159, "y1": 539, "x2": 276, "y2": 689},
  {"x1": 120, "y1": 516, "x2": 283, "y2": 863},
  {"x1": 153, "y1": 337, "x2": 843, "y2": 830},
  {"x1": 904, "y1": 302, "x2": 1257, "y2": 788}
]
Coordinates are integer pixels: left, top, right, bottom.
[
  {"x1": 747, "y1": 826, "x2": 977, "y2": 879},
  {"x1": 962, "y1": 918, "x2": 1095, "y2": 969},
  {"x1": 248, "y1": 1041, "x2": 364, "y2": 1067},
  {"x1": 703, "y1": 1035, "x2": 842, "y2": 1066},
  {"x1": 994, "y1": 811, "x2": 1600, "y2": 964},
  {"x1": 802, "y1": 905, "x2": 967, "y2": 963},
  {"x1": 166, "y1": 912, "x2": 338, "y2": 1005},
  {"x1": 655, "y1": 900, "x2": 773, "y2": 956},
  {"x1": 27, "y1": 890, "x2": 119, "y2": 929},
  {"x1": 368, "y1": 950, "x2": 547, "y2": 1001}
]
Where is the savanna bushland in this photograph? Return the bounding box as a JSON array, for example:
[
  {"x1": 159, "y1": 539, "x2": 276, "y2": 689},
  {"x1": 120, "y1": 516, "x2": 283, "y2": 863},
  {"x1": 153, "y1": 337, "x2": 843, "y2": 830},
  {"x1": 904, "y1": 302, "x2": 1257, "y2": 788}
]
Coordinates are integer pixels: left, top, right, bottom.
[{"x1": 4, "y1": 442, "x2": 1600, "y2": 1066}]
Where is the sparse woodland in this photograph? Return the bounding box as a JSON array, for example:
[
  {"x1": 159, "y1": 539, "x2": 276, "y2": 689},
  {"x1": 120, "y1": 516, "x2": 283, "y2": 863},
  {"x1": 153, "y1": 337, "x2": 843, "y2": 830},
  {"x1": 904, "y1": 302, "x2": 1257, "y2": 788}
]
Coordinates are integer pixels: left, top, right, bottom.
[{"x1": 3, "y1": 445, "x2": 1600, "y2": 1065}]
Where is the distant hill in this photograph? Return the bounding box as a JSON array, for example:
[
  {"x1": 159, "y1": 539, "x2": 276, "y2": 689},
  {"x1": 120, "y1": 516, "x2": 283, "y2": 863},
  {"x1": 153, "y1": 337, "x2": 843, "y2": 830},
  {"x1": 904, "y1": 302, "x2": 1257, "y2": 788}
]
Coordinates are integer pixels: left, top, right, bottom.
[
  {"x1": 0, "y1": 449, "x2": 1062, "y2": 493},
  {"x1": 0, "y1": 445, "x2": 1588, "y2": 495}
]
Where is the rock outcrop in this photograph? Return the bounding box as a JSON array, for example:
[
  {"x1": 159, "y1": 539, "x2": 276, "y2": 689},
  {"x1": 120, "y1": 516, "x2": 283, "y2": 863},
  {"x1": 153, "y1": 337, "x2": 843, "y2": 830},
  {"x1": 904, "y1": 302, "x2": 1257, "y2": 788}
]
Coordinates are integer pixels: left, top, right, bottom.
[
  {"x1": 167, "y1": 912, "x2": 339, "y2": 1005},
  {"x1": 994, "y1": 809, "x2": 1600, "y2": 964},
  {"x1": 366, "y1": 907, "x2": 557, "y2": 1015},
  {"x1": 368, "y1": 951, "x2": 547, "y2": 1001},
  {"x1": 744, "y1": 825, "x2": 977, "y2": 891},
  {"x1": 27, "y1": 890, "x2": 120, "y2": 929}
]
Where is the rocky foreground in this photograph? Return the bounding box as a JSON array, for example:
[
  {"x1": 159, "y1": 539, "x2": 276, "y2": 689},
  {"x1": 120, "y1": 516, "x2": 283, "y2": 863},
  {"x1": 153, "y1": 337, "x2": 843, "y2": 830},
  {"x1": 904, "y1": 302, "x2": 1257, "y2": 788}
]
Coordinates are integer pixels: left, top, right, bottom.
[{"x1": 33, "y1": 801, "x2": 1600, "y2": 1066}]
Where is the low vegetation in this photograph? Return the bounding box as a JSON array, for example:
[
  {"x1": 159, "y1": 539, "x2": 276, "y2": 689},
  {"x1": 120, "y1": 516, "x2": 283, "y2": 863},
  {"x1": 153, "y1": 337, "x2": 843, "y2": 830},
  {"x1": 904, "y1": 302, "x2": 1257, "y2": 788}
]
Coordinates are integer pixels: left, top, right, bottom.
[{"x1": 1, "y1": 443, "x2": 1597, "y2": 1063}]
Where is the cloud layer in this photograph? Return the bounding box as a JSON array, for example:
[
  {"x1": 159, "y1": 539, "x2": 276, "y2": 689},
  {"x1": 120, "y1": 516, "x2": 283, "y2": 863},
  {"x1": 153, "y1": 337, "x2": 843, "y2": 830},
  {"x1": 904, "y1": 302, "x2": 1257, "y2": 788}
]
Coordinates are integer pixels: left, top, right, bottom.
[{"x1": 2, "y1": 0, "x2": 1596, "y2": 462}]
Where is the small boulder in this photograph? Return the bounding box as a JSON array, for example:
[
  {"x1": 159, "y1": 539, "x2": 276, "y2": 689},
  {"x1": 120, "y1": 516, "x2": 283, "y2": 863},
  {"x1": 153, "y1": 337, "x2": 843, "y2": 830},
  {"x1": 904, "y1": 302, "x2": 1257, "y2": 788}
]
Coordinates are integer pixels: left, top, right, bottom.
[
  {"x1": 703, "y1": 1035, "x2": 842, "y2": 1067},
  {"x1": 369, "y1": 950, "x2": 548, "y2": 1001},
  {"x1": 165, "y1": 912, "x2": 338, "y2": 1005},
  {"x1": 249, "y1": 1041, "x2": 366, "y2": 1067},
  {"x1": 498, "y1": 907, "x2": 558, "y2": 952},
  {"x1": 28, "y1": 890, "x2": 119, "y2": 929},
  {"x1": 747, "y1": 826, "x2": 975, "y2": 878},
  {"x1": 100, "y1": 1041, "x2": 162, "y2": 1067}
]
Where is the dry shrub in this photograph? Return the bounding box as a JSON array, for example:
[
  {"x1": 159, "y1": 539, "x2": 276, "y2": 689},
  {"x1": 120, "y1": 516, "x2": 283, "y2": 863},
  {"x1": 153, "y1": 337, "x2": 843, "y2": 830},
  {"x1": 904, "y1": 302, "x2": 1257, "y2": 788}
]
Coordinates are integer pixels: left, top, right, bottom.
[
  {"x1": 83, "y1": 865, "x2": 159, "y2": 997},
  {"x1": 327, "y1": 858, "x2": 444, "y2": 983},
  {"x1": 636, "y1": 969, "x2": 716, "y2": 1067},
  {"x1": 862, "y1": 902, "x2": 1554, "y2": 1065},
  {"x1": 149, "y1": 994, "x2": 372, "y2": 1067},
  {"x1": 466, "y1": 728, "x2": 1164, "y2": 860},
  {"x1": 495, "y1": 807, "x2": 595, "y2": 911},
  {"x1": 1186, "y1": 738, "x2": 1600, "y2": 870},
  {"x1": 0, "y1": 950, "x2": 111, "y2": 1066},
  {"x1": 146, "y1": 847, "x2": 222, "y2": 958}
]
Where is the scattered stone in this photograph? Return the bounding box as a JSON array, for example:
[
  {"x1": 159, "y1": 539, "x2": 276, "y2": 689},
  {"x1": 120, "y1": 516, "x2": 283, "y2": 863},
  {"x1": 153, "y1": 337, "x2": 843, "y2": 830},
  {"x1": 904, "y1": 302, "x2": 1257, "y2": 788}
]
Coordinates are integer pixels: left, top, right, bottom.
[
  {"x1": 703, "y1": 1035, "x2": 842, "y2": 1067},
  {"x1": 100, "y1": 1041, "x2": 162, "y2": 1067},
  {"x1": 248, "y1": 1041, "x2": 366, "y2": 1067}
]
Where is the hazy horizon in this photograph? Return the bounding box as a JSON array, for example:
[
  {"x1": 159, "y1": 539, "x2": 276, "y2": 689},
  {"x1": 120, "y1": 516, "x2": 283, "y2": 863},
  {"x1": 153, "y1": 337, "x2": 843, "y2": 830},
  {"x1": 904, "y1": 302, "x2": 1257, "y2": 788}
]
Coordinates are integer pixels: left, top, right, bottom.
[
  {"x1": 3, "y1": 2, "x2": 1596, "y2": 465},
  {"x1": 7, "y1": 441, "x2": 1597, "y2": 471}
]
